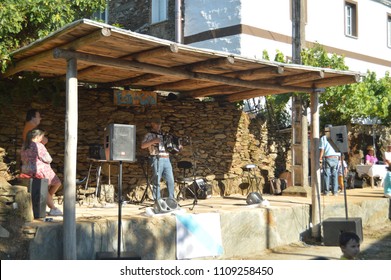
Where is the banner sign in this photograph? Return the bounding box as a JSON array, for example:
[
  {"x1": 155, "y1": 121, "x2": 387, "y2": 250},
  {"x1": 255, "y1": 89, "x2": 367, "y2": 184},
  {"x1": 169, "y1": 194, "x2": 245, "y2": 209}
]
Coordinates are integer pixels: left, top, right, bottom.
[
  {"x1": 114, "y1": 90, "x2": 157, "y2": 106},
  {"x1": 176, "y1": 213, "x2": 223, "y2": 259}
]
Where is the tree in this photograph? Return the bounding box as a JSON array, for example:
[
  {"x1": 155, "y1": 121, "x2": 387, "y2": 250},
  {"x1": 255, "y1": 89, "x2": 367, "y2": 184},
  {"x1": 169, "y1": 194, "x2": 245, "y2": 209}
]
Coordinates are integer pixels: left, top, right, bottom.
[
  {"x1": 261, "y1": 43, "x2": 391, "y2": 128},
  {"x1": 0, "y1": 0, "x2": 106, "y2": 108},
  {"x1": 0, "y1": 0, "x2": 106, "y2": 73},
  {"x1": 301, "y1": 43, "x2": 391, "y2": 126}
]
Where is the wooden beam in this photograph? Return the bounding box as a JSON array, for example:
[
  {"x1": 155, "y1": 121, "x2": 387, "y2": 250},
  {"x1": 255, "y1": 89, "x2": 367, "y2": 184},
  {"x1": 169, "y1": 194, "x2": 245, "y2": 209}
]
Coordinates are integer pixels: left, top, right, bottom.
[
  {"x1": 131, "y1": 44, "x2": 179, "y2": 62},
  {"x1": 152, "y1": 79, "x2": 210, "y2": 91},
  {"x1": 185, "y1": 85, "x2": 247, "y2": 97},
  {"x1": 279, "y1": 71, "x2": 324, "y2": 86},
  {"x1": 77, "y1": 44, "x2": 179, "y2": 80},
  {"x1": 311, "y1": 74, "x2": 361, "y2": 88},
  {"x1": 109, "y1": 56, "x2": 234, "y2": 87},
  {"x1": 106, "y1": 73, "x2": 160, "y2": 87},
  {"x1": 187, "y1": 57, "x2": 235, "y2": 72},
  {"x1": 232, "y1": 65, "x2": 284, "y2": 79},
  {"x1": 53, "y1": 49, "x2": 314, "y2": 93},
  {"x1": 226, "y1": 89, "x2": 289, "y2": 102},
  {"x1": 3, "y1": 28, "x2": 111, "y2": 78}
]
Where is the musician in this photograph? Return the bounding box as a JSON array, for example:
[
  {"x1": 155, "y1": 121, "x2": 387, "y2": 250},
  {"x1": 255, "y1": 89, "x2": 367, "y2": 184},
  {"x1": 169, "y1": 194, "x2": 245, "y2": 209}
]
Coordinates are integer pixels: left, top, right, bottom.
[{"x1": 141, "y1": 117, "x2": 175, "y2": 200}]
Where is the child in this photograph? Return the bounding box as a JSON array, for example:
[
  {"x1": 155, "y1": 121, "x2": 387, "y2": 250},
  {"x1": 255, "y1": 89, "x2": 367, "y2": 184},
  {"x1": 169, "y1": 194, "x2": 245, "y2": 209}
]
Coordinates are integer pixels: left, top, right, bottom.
[
  {"x1": 339, "y1": 231, "x2": 361, "y2": 260},
  {"x1": 365, "y1": 146, "x2": 378, "y2": 165},
  {"x1": 337, "y1": 158, "x2": 348, "y2": 192}
]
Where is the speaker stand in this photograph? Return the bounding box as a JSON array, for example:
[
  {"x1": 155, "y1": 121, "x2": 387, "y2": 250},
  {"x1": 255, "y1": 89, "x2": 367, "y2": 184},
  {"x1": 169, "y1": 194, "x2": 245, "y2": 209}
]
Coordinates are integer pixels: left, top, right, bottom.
[
  {"x1": 178, "y1": 181, "x2": 213, "y2": 211},
  {"x1": 117, "y1": 160, "x2": 123, "y2": 258},
  {"x1": 97, "y1": 160, "x2": 137, "y2": 259},
  {"x1": 126, "y1": 156, "x2": 154, "y2": 209},
  {"x1": 182, "y1": 137, "x2": 213, "y2": 211}
]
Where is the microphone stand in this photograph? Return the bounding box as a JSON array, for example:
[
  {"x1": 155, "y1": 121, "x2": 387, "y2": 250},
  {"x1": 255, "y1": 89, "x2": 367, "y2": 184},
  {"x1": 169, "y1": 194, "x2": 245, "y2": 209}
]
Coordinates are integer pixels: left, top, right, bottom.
[{"x1": 188, "y1": 137, "x2": 213, "y2": 211}]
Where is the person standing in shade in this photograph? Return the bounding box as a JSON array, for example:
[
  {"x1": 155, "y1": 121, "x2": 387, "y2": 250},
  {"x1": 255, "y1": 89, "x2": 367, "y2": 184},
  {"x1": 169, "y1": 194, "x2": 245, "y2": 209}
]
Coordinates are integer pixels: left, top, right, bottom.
[
  {"x1": 22, "y1": 109, "x2": 48, "y2": 145},
  {"x1": 141, "y1": 117, "x2": 175, "y2": 200},
  {"x1": 319, "y1": 124, "x2": 340, "y2": 196}
]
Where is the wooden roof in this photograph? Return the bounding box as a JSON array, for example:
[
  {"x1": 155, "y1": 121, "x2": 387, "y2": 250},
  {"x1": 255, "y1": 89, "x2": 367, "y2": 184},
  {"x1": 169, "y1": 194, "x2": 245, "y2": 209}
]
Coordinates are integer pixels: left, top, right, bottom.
[{"x1": 3, "y1": 19, "x2": 362, "y2": 102}]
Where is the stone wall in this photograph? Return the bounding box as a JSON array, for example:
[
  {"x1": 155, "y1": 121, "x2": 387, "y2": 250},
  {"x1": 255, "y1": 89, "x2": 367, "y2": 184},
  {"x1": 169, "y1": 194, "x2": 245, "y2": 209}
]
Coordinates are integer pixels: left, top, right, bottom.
[{"x1": 0, "y1": 89, "x2": 281, "y2": 198}]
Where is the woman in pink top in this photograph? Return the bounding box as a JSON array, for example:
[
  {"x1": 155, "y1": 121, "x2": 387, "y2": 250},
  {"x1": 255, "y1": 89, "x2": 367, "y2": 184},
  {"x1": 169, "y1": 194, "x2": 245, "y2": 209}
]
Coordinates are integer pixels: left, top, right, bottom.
[
  {"x1": 21, "y1": 129, "x2": 62, "y2": 216},
  {"x1": 365, "y1": 146, "x2": 378, "y2": 165}
]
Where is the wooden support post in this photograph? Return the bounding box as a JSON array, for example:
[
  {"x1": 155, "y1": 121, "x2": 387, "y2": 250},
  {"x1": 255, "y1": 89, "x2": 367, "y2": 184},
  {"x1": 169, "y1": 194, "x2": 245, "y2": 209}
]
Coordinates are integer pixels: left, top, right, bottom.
[
  {"x1": 63, "y1": 57, "x2": 78, "y2": 260},
  {"x1": 310, "y1": 91, "x2": 321, "y2": 239}
]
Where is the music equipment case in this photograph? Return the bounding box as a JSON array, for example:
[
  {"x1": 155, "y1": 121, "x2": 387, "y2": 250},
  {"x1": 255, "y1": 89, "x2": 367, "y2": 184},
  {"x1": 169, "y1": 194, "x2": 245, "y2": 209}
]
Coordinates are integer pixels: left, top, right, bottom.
[
  {"x1": 28, "y1": 178, "x2": 49, "y2": 219},
  {"x1": 323, "y1": 217, "x2": 363, "y2": 246},
  {"x1": 192, "y1": 178, "x2": 212, "y2": 199}
]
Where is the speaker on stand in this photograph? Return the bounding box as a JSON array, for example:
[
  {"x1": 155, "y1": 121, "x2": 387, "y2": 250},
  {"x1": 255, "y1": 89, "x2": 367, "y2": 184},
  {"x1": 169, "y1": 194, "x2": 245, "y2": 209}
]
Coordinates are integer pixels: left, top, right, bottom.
[
  {"x1": 96, "y1": 124, "x2": 140, "y2": 260},
  {"x1": 322, "y1": 125, "x2": 363, "y2": 245},
  {"x1": 104, "y1": 124, "x2": 136, "y2": 162}
]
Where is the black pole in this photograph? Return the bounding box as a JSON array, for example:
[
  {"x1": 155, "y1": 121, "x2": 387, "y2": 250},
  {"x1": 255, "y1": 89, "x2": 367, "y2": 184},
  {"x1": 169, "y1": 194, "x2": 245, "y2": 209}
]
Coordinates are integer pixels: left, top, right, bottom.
[
  {"x1": 341, "y1": 155, "x2": 349, "y2": 219},
  {"x1": 117, "y1": 160, "x2": 123, "y2": 258}
]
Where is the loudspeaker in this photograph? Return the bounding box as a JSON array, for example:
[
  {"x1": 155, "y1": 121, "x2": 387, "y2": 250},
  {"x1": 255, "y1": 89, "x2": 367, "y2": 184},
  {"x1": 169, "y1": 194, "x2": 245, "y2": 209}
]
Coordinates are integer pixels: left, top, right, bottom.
[
  {"x1": 327, "y1": 125, "x2": 349, "y2": 153},
  {"x1": 104, "y1": 124, "x2": 136, "y2": 162},
  {"x1": 28, "y1": 178, "x2": 48, "y2": 219},
  {"x1": 323, "y1": 217, "x2": 363, "y2": 246},
  {"x1": 192, "y1": 178, "x2": 212, "y2": 199},
  {"x1": 153, "y1": 198, "x2": 179, "y2": 213}
]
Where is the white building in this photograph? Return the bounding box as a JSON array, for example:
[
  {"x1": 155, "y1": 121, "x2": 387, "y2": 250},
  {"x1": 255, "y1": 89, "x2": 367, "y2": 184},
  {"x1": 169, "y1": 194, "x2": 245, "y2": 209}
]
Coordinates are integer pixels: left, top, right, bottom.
[{"x1": 183, "y1": 0, "x2": 391, "y2": 78}]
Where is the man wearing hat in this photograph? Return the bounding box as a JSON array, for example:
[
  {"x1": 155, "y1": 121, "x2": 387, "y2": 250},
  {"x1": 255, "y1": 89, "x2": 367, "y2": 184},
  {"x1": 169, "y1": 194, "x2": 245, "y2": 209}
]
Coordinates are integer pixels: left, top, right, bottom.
[
  {"x1": 319, "y1": 124, "x2": 340, "y2": 196},
  {"x1": 141, "y1": 117, "x2": 175, "y2": 200}
]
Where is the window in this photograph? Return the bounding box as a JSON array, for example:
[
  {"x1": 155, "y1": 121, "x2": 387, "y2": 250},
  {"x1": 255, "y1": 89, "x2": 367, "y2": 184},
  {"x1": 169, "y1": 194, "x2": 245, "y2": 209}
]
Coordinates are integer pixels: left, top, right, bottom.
[
  {"x1": 151, "y1": 0, "x2": 168, "y2": 24},
  {"x1": 92, "y1": 2, "x2": 109, "y2": 24},
  {"x1": 92, "y1": 10, "x2": 108, "y2": 23},
  {"x1": 388, "y1": 14, "x2": 391, "y2": 48},
  {"x1": 345, "y1": 2, "x2": 357, "y2": 37}
]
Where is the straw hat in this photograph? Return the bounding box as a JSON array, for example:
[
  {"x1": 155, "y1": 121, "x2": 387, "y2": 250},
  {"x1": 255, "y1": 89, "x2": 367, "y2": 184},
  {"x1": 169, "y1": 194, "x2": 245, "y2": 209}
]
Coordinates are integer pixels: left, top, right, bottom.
[{"x1": 367, "y1": 145, "x2": 374, "y2": 151}]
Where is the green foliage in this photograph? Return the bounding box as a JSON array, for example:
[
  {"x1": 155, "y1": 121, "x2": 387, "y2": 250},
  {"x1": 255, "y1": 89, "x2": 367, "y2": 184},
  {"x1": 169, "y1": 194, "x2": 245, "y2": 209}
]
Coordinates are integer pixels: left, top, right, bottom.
[
  {"x1": 0, "y1": 0, "x2": 106, "y2": 106},
  {"x1": 259, "y1": 50, "x2": 292, "y2": 128},
  {"x1": 261, "y1": 43, "x2": 391, "y2": 127},
  {"x1": 0, "y1": 0, "x2": 106, "y2": 73},
  {"x1": 301, "y1": 43, "x2": 391, "y2": 126}
]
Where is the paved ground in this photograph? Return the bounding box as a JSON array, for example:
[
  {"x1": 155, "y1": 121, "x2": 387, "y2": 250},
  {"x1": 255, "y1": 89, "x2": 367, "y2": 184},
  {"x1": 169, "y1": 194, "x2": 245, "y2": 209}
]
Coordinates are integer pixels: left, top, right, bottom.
[{"x1": 237, "y1": 220, "x2": 391, "y2": 260}]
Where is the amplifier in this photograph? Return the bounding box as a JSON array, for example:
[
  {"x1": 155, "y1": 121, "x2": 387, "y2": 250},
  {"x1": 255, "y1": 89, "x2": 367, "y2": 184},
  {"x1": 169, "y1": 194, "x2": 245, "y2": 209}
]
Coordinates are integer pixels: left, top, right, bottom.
[
  {"x1": 192, "y1": 178, "x2": 212, "y2": 199},
  {"x1": 323, "y1": 217, "x2": 363, "y2": 246}
]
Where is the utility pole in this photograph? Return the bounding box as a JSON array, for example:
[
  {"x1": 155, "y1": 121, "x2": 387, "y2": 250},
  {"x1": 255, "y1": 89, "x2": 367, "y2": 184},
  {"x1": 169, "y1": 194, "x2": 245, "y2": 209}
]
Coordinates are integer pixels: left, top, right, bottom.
[
  {"x1": 288, "y1": 0, "x2": 311, "y2": 197},
  {"x1": 291, "y1": 0, "x2": 322, "y2": 239}
]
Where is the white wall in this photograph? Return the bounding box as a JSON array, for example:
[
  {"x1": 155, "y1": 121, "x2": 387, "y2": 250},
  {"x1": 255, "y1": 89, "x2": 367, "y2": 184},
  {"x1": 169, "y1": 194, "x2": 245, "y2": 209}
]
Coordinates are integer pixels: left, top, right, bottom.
[
  {"x1": 184, "y1": 0, "x2": 391, "y2": 77},
  {"x1": 184, "y1": 0, "x2": 242, "y2": 36}
]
